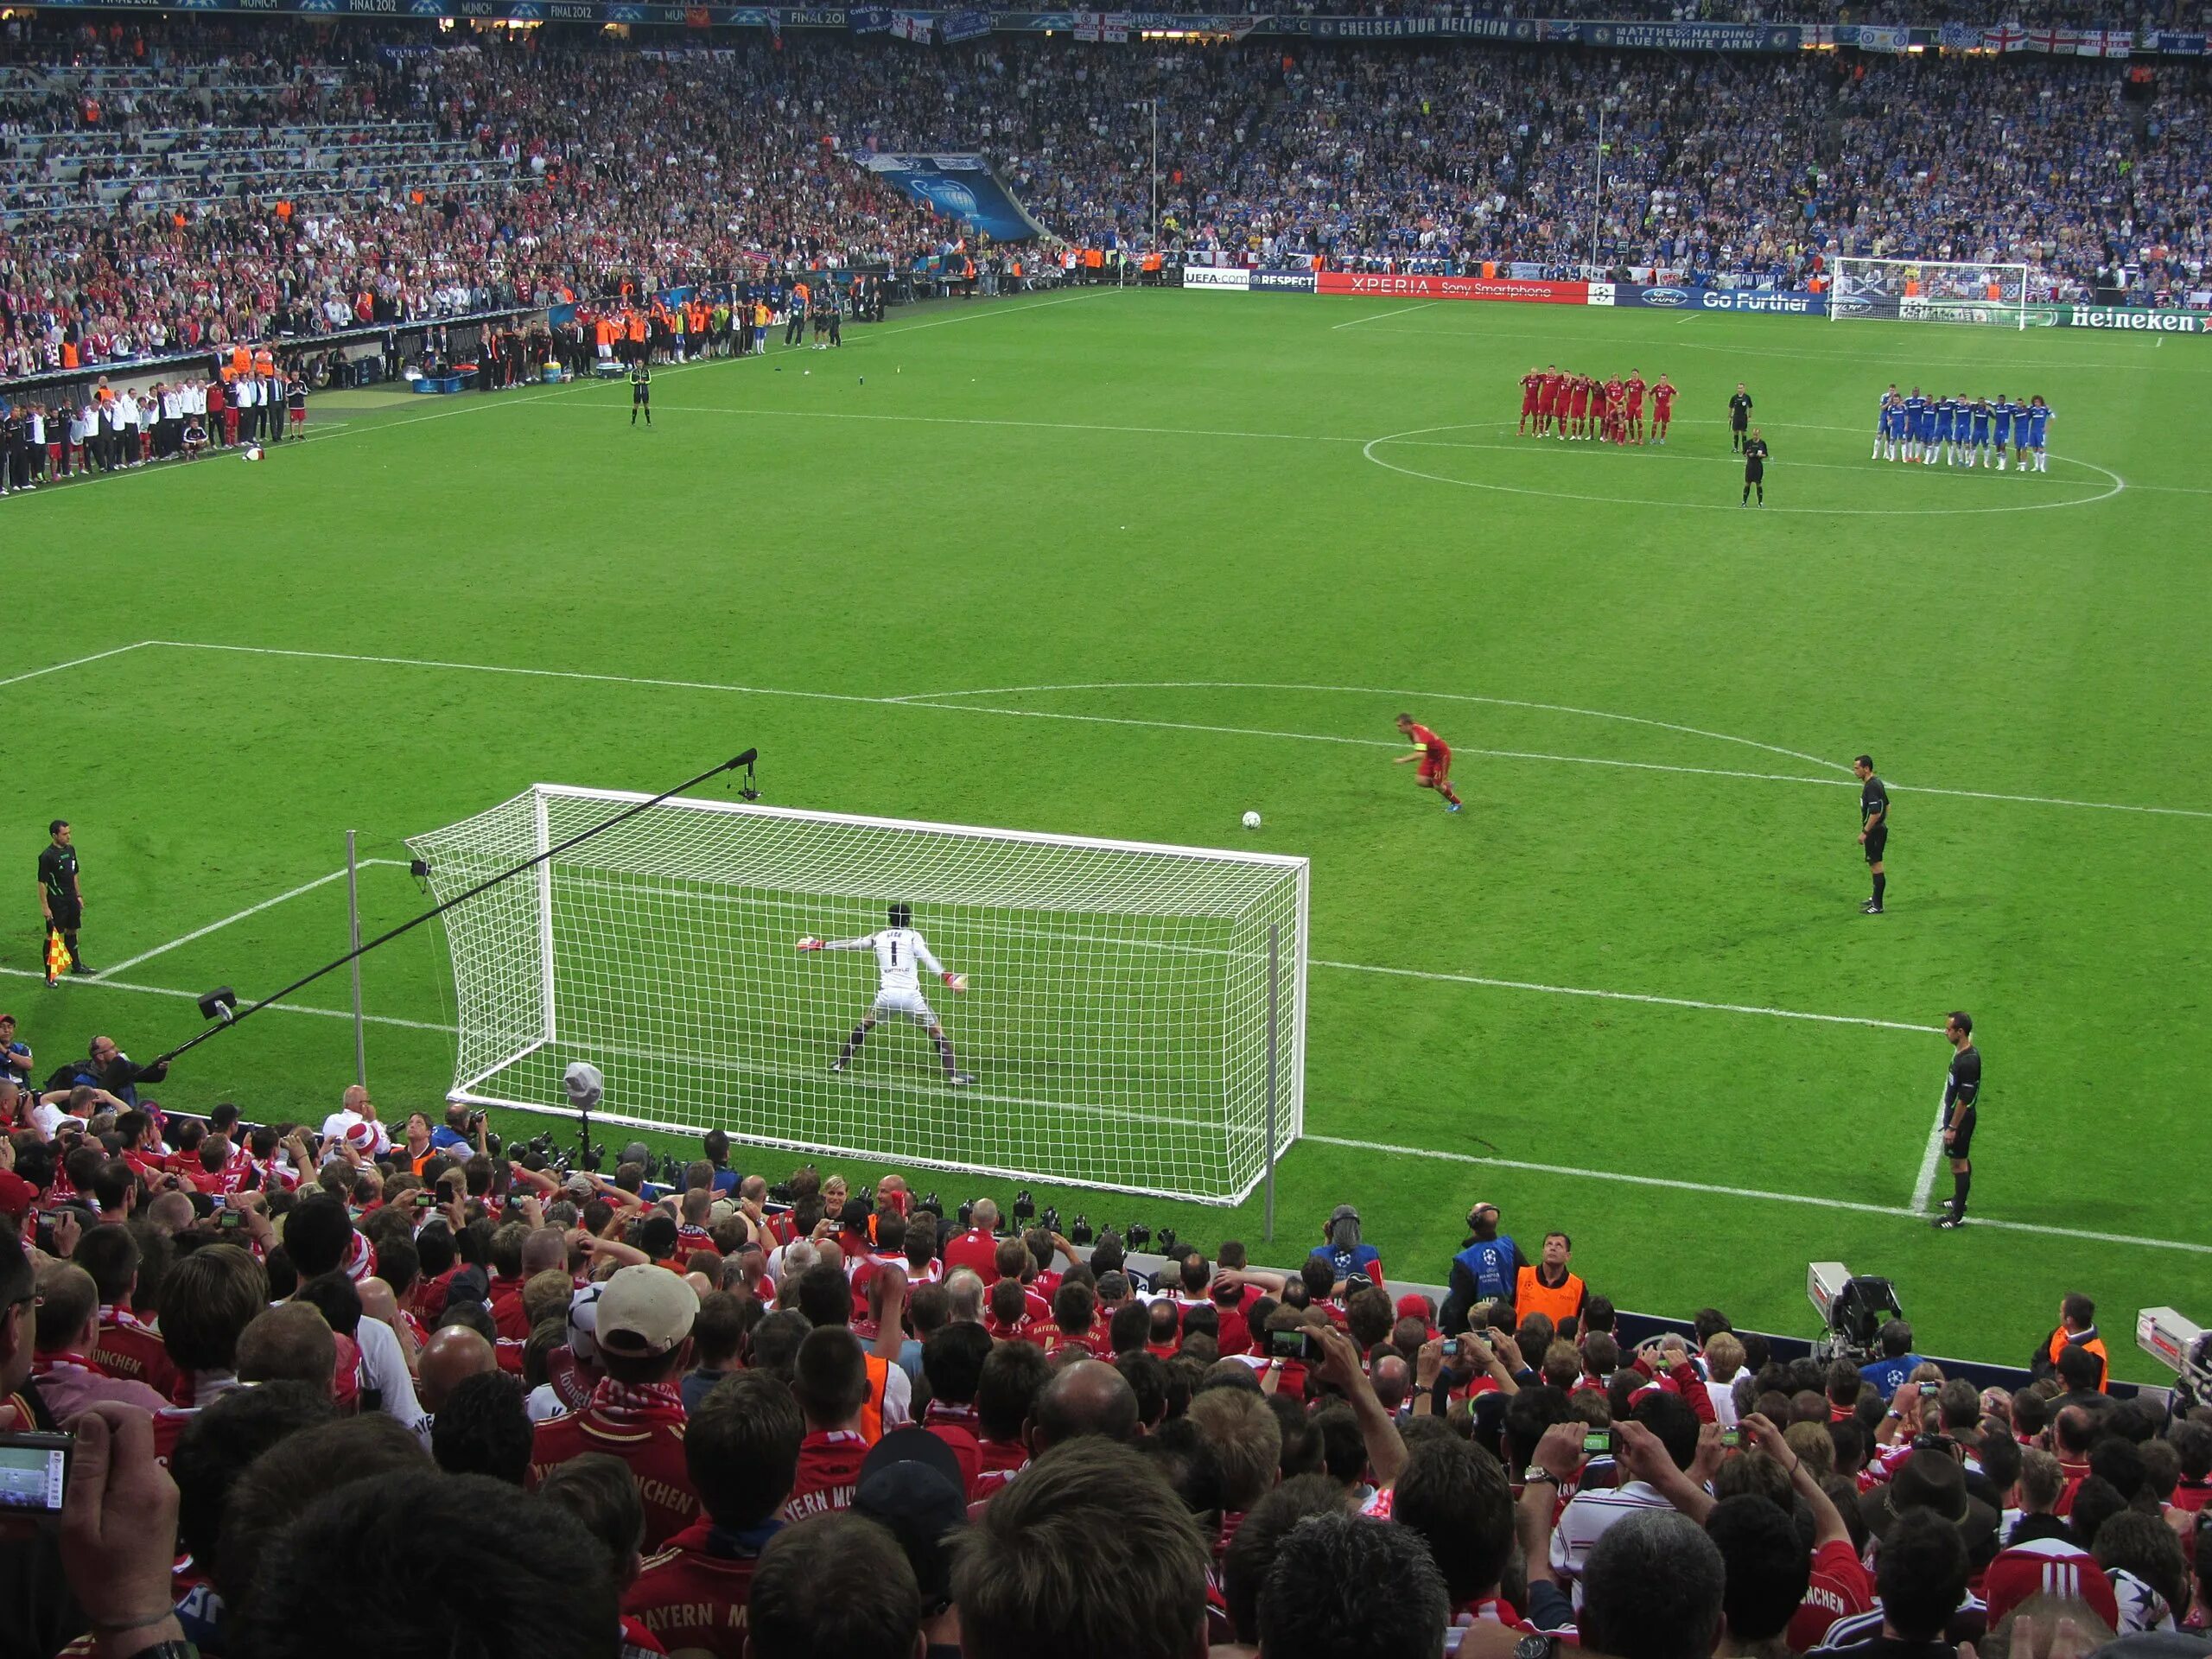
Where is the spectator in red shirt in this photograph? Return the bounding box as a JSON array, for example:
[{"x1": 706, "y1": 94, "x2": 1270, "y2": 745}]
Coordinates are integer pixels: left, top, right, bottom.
[
  {"x1": 1391, "y1": 1436, "x2": 1521, "y2": 1625},
  {"x1": 941, "y1": 1198, "x2": 1000, "y2": 1281},
  {"x1": 2171, "y1": 1421, "x2": 2212, "y2": 1514},
  {"x1": 536, "y1": 1452, "x2": 665, "y2": 1656},
  {"x1": 1258, "y1": 1510, "x2": 1451, "y2": 1659},
  {"x1": 984, "y1": 1278, "x2": 1036, "y2": 1345},
  {"x1": 527, "y1": 1262, "x2": 702, "y2": 1550},
  {"x1": 75, "y1": 1222, "x2": 180, "y2": 1399},
  {"x1": 29, "y1": 1262, "x2": 168, "y2": 1417},
  {"x1": 956, "y1": 1437, "x2": 1209, "y2": 1659},
  {"x1": 626, "y1": 1367, "x2": 802, "y2": 1658},
  {"x1": 153, "y1": 1243, "x2": 268, "y2": 1456},
  {"x1": 748, "y1": 1511, "x2": 922, "y2": 1659},
  {"x1": 972, "y1": 1340, "x2": 1046, "y2": 1498},
  {"x1": 918, "y1": 1320, "x2": 989, "y2": 1495},
  {"x1": 1041, "y1": 1281, "x2": 1107, "y2": 1361},
  {"x1": 785, "y1": 1327, "x2": 873, "y2": 1522}
]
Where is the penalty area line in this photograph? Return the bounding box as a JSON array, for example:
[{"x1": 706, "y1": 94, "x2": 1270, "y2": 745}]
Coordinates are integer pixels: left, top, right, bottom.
[
  {"x1": 98, "y1": 858, "x2": 414, "y2": 977},
  {"x1": 1303, "y1": 1133, "x2": 2212, "y2": 1256}
]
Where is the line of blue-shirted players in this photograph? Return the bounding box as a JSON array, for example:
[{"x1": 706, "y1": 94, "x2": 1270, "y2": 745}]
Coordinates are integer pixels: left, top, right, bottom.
[{"x1": 1874, "y1": 384, "x2": 2053, "y2": 472}]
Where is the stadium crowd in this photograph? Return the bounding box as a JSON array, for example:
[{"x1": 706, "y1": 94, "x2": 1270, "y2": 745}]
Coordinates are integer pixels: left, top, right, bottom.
[
  {"x1": 0, "y1": 1031, "x2": 2206, "y2": 1659},
  {"x1": 3, "y1": 19, "x2": 2210, "y2": 389}
]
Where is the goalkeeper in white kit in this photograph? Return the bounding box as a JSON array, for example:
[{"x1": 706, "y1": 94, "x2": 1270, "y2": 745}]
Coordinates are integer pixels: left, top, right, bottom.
[{"x1": 798, "y1": 902, "x2": 975, "y2": 1085}]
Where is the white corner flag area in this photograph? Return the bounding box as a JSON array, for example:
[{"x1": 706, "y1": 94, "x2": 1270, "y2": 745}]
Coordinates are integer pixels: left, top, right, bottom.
[{"x1": 407, "y1": 785, "x2": 1308, "y2": 1204}]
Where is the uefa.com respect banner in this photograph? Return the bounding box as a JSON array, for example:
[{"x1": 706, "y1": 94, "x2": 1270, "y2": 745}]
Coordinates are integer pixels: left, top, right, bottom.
[{"x1": 1314, "y1": 270, "x2": 1590, "y2": 304}]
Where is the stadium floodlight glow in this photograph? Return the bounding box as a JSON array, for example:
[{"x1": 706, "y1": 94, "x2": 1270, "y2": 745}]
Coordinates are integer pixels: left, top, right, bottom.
[
  {"x1": 407, "y1": 785, "x2": 1309, "y2": 1206},
  {"x1": 1828, "y1": 256, "x2": 2037, "y2": 329}
]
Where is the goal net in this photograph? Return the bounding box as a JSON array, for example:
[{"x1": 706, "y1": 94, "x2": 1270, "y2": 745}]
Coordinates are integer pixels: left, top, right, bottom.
[
  {"x1": 406, "y1": 785, "x2": 1308, "y2": 1205},
  {"x1": 1829, "y1": 257, "x2": 2032, "y2": 328}
]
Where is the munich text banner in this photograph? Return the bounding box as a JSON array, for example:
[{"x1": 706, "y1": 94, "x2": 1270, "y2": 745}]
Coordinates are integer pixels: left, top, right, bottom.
[
  {"x1": 856, "y1": 153, "x2": 1045, "y2": 240},
  {"x1": 1316, "y1": 270, "x2": 1589, "y2": 305}
]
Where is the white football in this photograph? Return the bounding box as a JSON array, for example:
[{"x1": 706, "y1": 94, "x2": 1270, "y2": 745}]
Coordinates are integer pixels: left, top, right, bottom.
[
  {"x1": 242, "y1": 444, "x2": 264, "y2": 461},
  {"x1": 1243, "y1": 811, "x2": 1262, "y2": 830}
]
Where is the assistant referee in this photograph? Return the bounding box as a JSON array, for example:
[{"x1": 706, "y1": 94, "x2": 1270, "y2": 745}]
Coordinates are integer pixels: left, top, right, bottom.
[
  {"x1": 37, "y1": 818, "x2": 88, "y2": 979},
  {"x1": 1932, "y1": 1011, "x2": 1980, "y2": 1230},
  {"x1": 1854, "y1": 754, "x2": 1888, "y2": 913}
]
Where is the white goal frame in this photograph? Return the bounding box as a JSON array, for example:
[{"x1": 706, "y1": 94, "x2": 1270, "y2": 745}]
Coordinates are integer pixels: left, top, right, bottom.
[
  {"x1": 407, "y1": 785, "x2": 1309, "y2": 1206},
  {"x1": 1829, "y1": 256, "x2": 2033, "y2": 329}
]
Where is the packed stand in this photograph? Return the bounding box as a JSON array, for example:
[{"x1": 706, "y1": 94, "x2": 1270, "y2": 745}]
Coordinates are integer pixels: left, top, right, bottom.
[{"x1": 0, "y1": 1020, "x2": 2205, "y2": 1659}]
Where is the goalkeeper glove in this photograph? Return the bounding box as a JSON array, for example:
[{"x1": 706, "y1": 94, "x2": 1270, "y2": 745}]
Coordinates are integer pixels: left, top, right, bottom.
[
  {"x1": 943, "y1": 971, "x2": 968, "y2": 992},
  {"x1": 796, "y1": 936, "x2": 823, "y2": 951}
]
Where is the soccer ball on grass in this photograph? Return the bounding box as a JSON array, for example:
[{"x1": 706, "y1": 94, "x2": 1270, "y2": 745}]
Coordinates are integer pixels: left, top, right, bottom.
[{"x1": 1242, "y1": 811, "x2": 1262, "y2": 830}]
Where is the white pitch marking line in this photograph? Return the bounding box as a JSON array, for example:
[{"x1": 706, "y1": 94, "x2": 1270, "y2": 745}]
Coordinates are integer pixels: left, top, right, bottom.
[
  {"x1": 0, "y1": 641, "x2": 156, "y2": 690},
  {"x1": 1304, "y1": 1133, "x2": 2212, "y2": 1256},
  {"x1": 1910, "y1": 1098, "x2": 1949, "y2": 1216},
  {"x1": 98, "y1": 857, "x2": 414, "y2": 976},
  {"x1": 1314, "y1": 960, "x2": 1940, "y2": 1034},
  {"x1": 895, "y1": 677, "x2": 1854, "y2": 776},
  {"x1": 140, "y1": 641, "x2": 2212, "y2": 821},
  {"x1": 529, "y1": 400, "x2": 1367, "y2": 448},
  {"x1": 0, "y1": 963, "x2": 454, "y2": 1033},
  {"x1": 1332, "y1": 299, "x2": 1442, "y2": 331}
]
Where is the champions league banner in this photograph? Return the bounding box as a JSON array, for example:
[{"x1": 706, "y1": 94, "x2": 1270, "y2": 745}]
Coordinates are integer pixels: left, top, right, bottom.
[{"x1": 858, "y1": 153, "x2": 1046, "y2": 242}]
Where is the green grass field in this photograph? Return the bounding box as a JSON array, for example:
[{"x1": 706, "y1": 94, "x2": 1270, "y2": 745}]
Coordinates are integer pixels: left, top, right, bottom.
[{"x1": 10, "y1": 285, "x2": 2209, "y2": 1378}]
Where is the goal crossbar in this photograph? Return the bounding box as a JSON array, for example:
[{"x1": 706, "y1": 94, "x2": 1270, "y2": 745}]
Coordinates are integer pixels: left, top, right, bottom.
[{"x1": 409, "y1": 785, "x2": 1309, "y2": 1205}]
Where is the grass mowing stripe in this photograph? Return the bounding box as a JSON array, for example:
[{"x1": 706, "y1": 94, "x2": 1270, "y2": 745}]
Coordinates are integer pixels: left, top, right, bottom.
[{"x1": 1303, "y1": 1134, "x2": 2212, "y2": 1256}]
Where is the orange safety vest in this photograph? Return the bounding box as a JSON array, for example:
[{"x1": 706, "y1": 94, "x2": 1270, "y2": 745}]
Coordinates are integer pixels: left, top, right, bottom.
[
  {"x1": 860, "y1": 1353, "x2": 892, "y2": 1443},
  {"x1": 2047, "y1": 1329, "x2": 2110, "y2": 1392},
  {"x1": 1515, "y1": 1266, "x2": 1587, "y2": 1327}
]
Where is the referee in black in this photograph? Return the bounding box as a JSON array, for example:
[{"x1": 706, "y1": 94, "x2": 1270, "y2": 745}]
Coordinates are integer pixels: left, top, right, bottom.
[
  {"x1": 630, "y1": 358, "x2": 652, "y2": 427},
  {"x1": 37, "y1": 818, "x2": 89, "y2": 978},
  {"x1": 1729, "y1": 382, "x2": 1753, "y2": 453},
  {"x1": 1740, "y1": 428, "x2": 1768, "y2": 506},
  {"x1": 1854, "y1": 753, "x2": 1888, "y2": 913},
  {"x1": 1932, "y1": 1011, "x2": 1980, "y2": 1230}
]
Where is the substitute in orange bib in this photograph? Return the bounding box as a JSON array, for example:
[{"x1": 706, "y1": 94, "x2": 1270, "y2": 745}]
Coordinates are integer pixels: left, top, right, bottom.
[{"x1": 1515, "y1": 1232, "x2": 1586, "y2": 1328}]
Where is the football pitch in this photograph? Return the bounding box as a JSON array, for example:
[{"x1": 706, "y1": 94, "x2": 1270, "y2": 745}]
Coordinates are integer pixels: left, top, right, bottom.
[{"x1": 10, "y1": 285, "x2": 2209, "y2": 1376}]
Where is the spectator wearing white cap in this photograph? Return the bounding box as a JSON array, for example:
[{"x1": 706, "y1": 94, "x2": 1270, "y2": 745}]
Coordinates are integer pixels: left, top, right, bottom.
[{"x1": 527, "y1": 1262, "x2": 701, "y2": 1549}]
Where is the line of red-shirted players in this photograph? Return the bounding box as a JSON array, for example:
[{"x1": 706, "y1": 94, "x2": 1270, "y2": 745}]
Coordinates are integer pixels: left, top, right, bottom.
[{"x1": 1519, "y1": 365, "x2": 1676, "y2": 446}]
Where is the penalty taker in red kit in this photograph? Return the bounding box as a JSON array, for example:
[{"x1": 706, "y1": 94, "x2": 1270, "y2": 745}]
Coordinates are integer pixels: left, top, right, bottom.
[
  {"x1": 798, "y1": 900, "x2": 976, "y2": 1085},
  {"x1": 1392, "y1": 713, "x2": 1463, "y2": 811}
]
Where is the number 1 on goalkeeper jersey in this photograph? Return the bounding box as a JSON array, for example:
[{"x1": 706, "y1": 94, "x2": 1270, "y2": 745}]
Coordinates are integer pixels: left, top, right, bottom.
[{"x1": 798, "y1": 901, "x2": 975, "y2": 1085}]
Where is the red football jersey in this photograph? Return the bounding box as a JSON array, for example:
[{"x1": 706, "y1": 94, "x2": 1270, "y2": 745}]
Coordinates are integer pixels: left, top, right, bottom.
[
  {"x1": 1520, "y1": 372, "x2": 1541, "y2": 406},
  {"x1": 96, "y1": 1311, "x2": 180, "y2": 1402},
  {"x1": 624, "y1": 1521, "x2": 764, "y2": 1659},
  {"x1": 783, "y1": 1430, "x2": 869, "y2": 1522},
  {"x1": 1407, "y1": 723, "x2": 1448, "y2": 761},
  {"x1": 1787, "y1": 1537, "x2": 1875, "y2": 1651},
  {"x1": 1653, "y1": 382, "x2": 1676, "y2": 412},
  {"x1": 529, "y1": 1402, "x2": 699, "y2": 1550}
]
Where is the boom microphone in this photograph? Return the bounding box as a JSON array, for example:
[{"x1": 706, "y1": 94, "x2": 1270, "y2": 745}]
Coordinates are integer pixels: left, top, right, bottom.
[{"x1": 730, "y1": 749, "x2": 759, "y2": 768}]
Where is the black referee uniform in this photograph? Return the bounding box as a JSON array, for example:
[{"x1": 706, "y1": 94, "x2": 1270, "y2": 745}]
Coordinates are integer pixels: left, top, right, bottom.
[
  {"x1": 37, "y1": 820, "x2": 87, "y2": 977},
  {"x1": 1729, "y1": 385, "x2": 1753, "y2": 453},
  {"x1": 1855, "y1": 756, "x2": 1889, "y2": 913},
  {"x1": 1933, "y1": 1013, "x2": 1980, "y2": 1230},
  {"x1": 1740, "y1": 431, "x2": 1768, "y2": 506},
  {"x1": 630, "y1": 361, "x2": 652, "y2": 427}
]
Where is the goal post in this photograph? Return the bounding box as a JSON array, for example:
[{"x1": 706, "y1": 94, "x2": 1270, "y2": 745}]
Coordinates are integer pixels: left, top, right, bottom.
[
  {"x1": 406, "y1": 785, "x2": 1308, "y2": 1206},
  {"x1": 1829, "y1": 257, "x2": 2034, "y2": 328}
]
